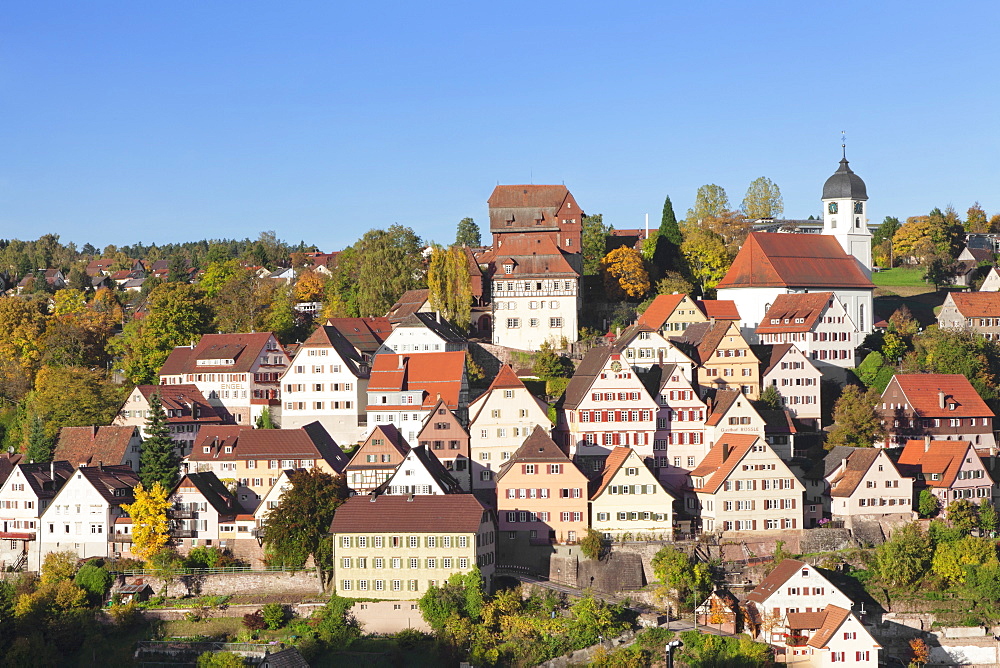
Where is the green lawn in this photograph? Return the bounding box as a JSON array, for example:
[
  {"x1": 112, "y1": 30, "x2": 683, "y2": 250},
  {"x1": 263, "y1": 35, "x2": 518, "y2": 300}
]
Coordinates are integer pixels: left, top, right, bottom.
[{"x1": 872, "y1": 267, "x2": 929, "y2": 287}]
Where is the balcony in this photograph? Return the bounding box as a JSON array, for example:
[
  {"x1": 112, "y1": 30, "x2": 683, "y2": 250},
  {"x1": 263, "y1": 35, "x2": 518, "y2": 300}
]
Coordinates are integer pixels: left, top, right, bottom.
[
  {"x1": 170, "y1": 509, "x2": 197, "y2": 519},
  {"x1": 110, "y1": 532, "x2": 133, "y2": 543},
  {"x1": 173, "y1": 529, "x2": 197, "y2": 539}
]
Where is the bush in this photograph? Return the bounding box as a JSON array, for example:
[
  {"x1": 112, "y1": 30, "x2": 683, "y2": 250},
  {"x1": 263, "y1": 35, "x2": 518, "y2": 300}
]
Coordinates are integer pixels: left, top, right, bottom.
[
  {"x1": 108, "y1": 601, "x2": 144, "y2": 629},
  {"x1": 41, "y1": 550, "x2": 78, "y2": 585},
  {"x1": 262, "y1": 602, "x2": 286, "y2": 630},
  {"x1": 197, "y1": 651, "x2": 246, "y2": 668},
  {"x1": 242, "y1": 610, "x2": 266, "y2": 631},
  {"x1": 74, "y1": 563, "x2": 113, "y2": 600}
]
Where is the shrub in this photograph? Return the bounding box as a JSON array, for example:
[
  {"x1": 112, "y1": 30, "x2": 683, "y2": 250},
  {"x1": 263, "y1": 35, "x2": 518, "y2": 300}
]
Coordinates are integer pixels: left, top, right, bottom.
[
  {"x1": 242, "y1": 610, "x2": 266, "y2": 631},
  {"x1": 108, "y1": 601, "x2": 143, "y2": 629},
  {"x1": 74, "y1": 563, "x2": 113, "y2": 600},
  {"x1": 41, "y1": 550, "x2": 78, "y2": 585},
  {"x1": 196, "y1": 651, "x2": 246, "y2": 668},
  {"x1": 262, "y1": 602, "x2": 286, "y2": 630}
]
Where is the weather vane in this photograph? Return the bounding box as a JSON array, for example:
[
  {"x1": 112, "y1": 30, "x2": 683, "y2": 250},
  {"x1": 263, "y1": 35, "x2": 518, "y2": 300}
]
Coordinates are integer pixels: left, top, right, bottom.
[{"x1": 841, "y1": 130, "x2": 846, "y2": 158}]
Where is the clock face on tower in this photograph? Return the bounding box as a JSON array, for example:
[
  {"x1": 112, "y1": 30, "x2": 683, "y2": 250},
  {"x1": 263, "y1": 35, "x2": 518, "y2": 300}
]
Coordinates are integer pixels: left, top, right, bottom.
[
  {"x1": 854, "y1": 202, "x2": 864, "y2": 214},
  {"x1": 828, "y1": 202, "x2": 838, "y2": 214},
  {"x1": 610, "y1": 361, "x2": 622, "y2": 372}
]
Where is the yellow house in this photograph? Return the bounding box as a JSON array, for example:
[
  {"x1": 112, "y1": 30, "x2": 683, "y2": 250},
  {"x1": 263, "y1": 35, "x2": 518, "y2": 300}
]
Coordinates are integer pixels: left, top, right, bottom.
[
  {"x1": 589, "y1": 447, "x2": 675, "y2": 541},
  {"x1": 675, "y1": 320, "x2": 760, "y2": 399}
]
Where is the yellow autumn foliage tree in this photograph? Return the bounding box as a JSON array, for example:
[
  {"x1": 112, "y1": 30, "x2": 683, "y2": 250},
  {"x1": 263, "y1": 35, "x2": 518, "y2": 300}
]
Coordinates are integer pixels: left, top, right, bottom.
[
  {"x1": 601, "y1": 246, "x2": 650, "y2": 299},
  {"x1": 294, "y1": 270, "x2": 326, "y2": 302},
  {"x1": 123, "y1": 481, "x2": 172, "y2": 563}
]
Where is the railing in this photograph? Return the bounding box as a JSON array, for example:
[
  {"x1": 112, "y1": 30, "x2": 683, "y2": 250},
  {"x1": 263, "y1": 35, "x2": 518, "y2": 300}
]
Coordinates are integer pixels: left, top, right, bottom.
[
  {"x1": 110, "y1": 533, "x2": 134, "y2": 543},
  {"x1": 169, "y1": 509, "x2": 196, "y2": 519},
  {"x1": 172, "y1": 529, "x2": 196, "y2": 539},
  {"x1": 109, "y1": 565, "x2": 307, "y2": 576}
]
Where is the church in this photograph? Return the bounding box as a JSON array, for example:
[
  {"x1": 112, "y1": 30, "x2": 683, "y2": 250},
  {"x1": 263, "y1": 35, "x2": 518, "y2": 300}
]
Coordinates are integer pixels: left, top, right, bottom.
[{"x1": 716, "y1": 153, "x2": 875, "y2": 343}]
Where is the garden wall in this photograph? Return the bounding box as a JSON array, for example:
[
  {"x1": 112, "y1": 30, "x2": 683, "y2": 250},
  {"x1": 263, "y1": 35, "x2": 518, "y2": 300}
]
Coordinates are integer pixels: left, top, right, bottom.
[{"x1": 122, "y1": 569, "x2": 321, "y2": 597}]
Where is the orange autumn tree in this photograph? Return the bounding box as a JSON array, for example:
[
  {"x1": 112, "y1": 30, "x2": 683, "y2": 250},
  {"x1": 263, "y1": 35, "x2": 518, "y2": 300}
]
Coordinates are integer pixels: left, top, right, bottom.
[{"x1": 601, "y1": 246, "x2": 650, "y2": 299}]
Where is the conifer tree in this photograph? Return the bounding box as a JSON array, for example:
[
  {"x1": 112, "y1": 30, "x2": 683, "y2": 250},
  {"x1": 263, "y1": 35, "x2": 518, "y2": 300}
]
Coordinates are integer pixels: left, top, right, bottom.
[
  {"x1": 652, "y1": 196, "x2": 684, "y2": 280},
  {"x1": 139, "y1": 392, "x2": 180, "y2": 489},
  {"x1": 25, "y1": 415, "x2": 54, "y2": 464}
]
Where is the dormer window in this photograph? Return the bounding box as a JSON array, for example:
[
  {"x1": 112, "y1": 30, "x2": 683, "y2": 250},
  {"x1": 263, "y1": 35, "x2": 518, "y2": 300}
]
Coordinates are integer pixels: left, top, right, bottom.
[
  {"x1": 503, "y1": 264, "x2": 513, "y2": 274},
  {"x1": 949, "y1": 403, "x2": 956, "y2": 410}
]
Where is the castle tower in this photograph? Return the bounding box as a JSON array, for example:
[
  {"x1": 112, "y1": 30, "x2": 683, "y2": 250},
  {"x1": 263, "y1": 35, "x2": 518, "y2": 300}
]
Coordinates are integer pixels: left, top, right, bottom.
[{"x1": 822, "y1": 149, "x2": 872, "y2": 278}]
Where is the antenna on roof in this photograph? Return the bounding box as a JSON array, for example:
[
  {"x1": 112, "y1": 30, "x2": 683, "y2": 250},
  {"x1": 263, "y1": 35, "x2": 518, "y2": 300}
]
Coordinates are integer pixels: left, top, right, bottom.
[{"x1": 841, "y1": 130, "x2": 847, "y2": 159}]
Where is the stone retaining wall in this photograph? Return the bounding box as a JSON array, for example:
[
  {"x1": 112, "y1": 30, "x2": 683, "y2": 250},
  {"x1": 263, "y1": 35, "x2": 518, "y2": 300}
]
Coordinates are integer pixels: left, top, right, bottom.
[{"x1": 122, "y1": 569, "x2": 321, "y2": 597}]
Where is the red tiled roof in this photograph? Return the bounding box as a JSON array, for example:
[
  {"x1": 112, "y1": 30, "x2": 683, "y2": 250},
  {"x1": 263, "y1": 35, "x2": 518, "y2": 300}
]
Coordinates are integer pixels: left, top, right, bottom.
[
  {"x1": 489, "y1": 234, "x2": 578, "y2": 277},
  {"x1": 133, "y1": 385, "x2": 224, "y2": 424},
  {"x1": 745, "y1": 559, "x2": 807, "y2": 603},
  {"x1": 325, "y1": 317, "x2": 392, "y2": 353},
  {"x1": 889, "y1": 373, "x2": 993, "y2": 418},
  {"x1": 946, "y1": 292, "x2": 1000, "y2": 318},
  {"x1": 690, "y1": 433, "x2": 760, "y2": 493},
  {"x1": 589, "y1": 447, "x2": 633, "y2": 499},
  {"x1": 54, "y1": 426, "x2": 139, "y2": 468},
  {"x1": 716, "y1": 232, "x2": 874, "y2": 290},
  {"x1": 386, "y1": 289, "x2": 431, "y2": 322},
  {"x1": 330, "y1": 494, "x2": 488, "y2": 533},
  {"x1": 487, "y1": 185, "x2": 574, "y2": 233},
  {"x1": 755, "y1": 293, "x2": 834, "y2": 334},
  {"x1": 497, "y1": 425, "x2": 576, "y2": 480},
  {"x1": 159, "y1": 332, "x2": 282, "y2": 376},
  {"x1": 186, "y1": 426, "x2": 249, "y2": 461},
  {"x1": 704, "y1": 389, "x2": 744, "y2": 427},
  {"x1": 785, "y1": 610, "x2": 828, "y2": 631},
  {"x1": 807, "y1": 605, "x2": 853, "y2": 649},
  {"x1": 897, "y1": 439, "x2": 983, "y2": 488},
  {"x1": 636, "y1": 294, "x2": 688, "y2": 329},
  {"x1": 828, "y1": 449, "x2": 882, "y2": 497},
  {"x1": 696, "y1": 299, "x2": 740, "y2": 321},
  {"x1": 487, "y1": 364, "x2": 525, "y2": 391},
  {"x1": 367, "y1": 352, "x2": 466, "y2": 409}
]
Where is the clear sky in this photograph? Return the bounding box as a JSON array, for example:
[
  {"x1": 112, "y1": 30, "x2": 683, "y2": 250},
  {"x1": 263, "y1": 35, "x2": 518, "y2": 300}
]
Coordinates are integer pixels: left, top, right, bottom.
[{"x1": 3, "y1": 1, "x2": 998, "y2": 252}]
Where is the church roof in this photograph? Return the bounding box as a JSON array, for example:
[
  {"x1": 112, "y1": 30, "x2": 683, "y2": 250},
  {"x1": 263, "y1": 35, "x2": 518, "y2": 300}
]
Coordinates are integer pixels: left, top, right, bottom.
[
  {"x1": 822, "y1": 157, "x2": 868, "y2": 201},
  {"x1": 716, "y1": 232, "x2": 874, "y2": 290}
]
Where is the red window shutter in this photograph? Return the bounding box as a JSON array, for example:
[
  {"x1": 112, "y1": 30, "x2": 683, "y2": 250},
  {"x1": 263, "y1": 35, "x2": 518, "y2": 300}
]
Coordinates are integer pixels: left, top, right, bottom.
[
  {"x1": 752, "y1": 520, "x2": 757, "y2": 530},
  {"x1": 521, "y1": 464, "x2": 526, "y2": 474}
]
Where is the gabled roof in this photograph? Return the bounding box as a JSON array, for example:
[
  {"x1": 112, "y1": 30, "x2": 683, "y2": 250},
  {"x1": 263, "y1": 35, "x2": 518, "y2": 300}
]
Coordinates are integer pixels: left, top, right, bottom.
[
  {"x1": 173, "y1": 471, "x2": 241, "y2": 517},
  {"x1": 689, "y1": 434, "x2": 760, "y2": 493},
  {"x1": 745, "y1": 558, "x2": 808, "y2": 603},
  {"x1": 378, "y1": 445, "x2": 461, "y2": 495},
  {"x1": 561, "y1": 346, "x2": 616, "y2": 410},
  {"x1": 705, "y1": 390, "x2": 747, "y2": 427},
  {"x1": 497, "y1": 426, "x2": 575, "y2": 480},
  {"x1": 75, "y1": 465, "x2": 141, "y2": 505},
  {"x1": 132, "y1": 385, "x2": 224, "y2": 424},
  {"x1": 298, "y1": 325, "x2": 369, "y2": 377},
  {"x1": 236, "y1": 423, "x2": 347, "y2": 472},
  {"x1": 672, "y1": 320, "x2": 747, "y2": 366},
  {"x1": 488, "y1": 234, "x2": 578, "y2": 277},
  {"x1": 587, "y1": 447, "x2": 664, "y2": 500},
  {"x1": 887, "y1": 373, "x2": 993, "y2": 418},
  {"x1": 346, "y1": 424, "x2": 411, "y2": 471},
  {"x1": 330, "y1": 494, "x2": 488, "y2": 534},
  {"x1": 5, "y1": 461, "x2": 75, "y2": 499},
  {"x1": 897, "y1": 439, "x2": 987, "y2": 488},
  {"x1": 636, "y1": 293, "x2": 690, "y2": 329},
  {"x1": 828, "y1": 449, "x2": 885, "y2": 497},
  {"x1": 944, "y1": 291, "x2": 1000, "y2": 318},
  {"x1": 0, "y1": 453, "x2": 23, "y2": 487},
  {"x1": 54, "y1": 426, "x2": 140, "y2": 468},
  {"x1": 806, "y1": 605, "x2": 854, "y2": 649},
  {"x1": 160, "y1": 332, "x2": 281, "y2": 376},
  {"x1": 394, "y1": 312, "x2": 467, "y2": 344},
  {"x1": 756, "y1": 343, "x2": 795, "y2": 376},
  {"x1": 468, "y1": 365, "x2": 549, "y2": 424},
  {"x1": 386, "y1": 289, "x2": 431, "y2": 323},
  {"x1": 325, "y1": 317, "x2": 392, "y2": 354},
  {"x1": 695, "y1": 299, "x2": 740, "y2": 321},
  {"x1": 367, "y1": 352, "x2": 466, "y2": 409},
  {"x1": 716, "y1": 232, "x2": 874, "y2": 290},
  {"x1": 756, "y1": 292, "x2": 835, "y2": 334}
]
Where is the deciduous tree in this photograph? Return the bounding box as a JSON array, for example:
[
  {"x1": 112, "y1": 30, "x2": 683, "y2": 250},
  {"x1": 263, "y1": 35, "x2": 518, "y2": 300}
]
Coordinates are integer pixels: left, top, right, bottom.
[
  {"x1": 651, "y1": 545, "x2": 713, "y2": 610},
  {"x1": 601, "y1": 246, "x2": 650, "y2": 299},
  {"x1": 947, "y1": 499, "x2": 979, "y2": 534},
  {"x1": 892, "y1": 216, "x2": 932, "y2": 260},
  {"x1": 918, "y1": 489, "x2": 940, "y2": 519},
  {"x1": 261, "y1": 468, "x2": 350, "y2": 590},
  {"x1": 353, "y1": 225, "x2": 425, "y2": 318},
  {"x1": 28, "y1": 366, "x2": 124, "y2": 440},
  {"x1": 872, "y1": 523, "x2": 931, "y2": 587},
  {"x1": 826, "y1": 385, "x2": 884, "y2": 448},
  {"x1": 294, "y1": 270, "x2": 325, "y2": 303},
  {"x1": 931, "y1": 535, "x2": 998, "y2": 584},
  {"x1": 123, "y1": 482, "x2": 172, "y2": 563},
  {"x1": 979, "y1": 499, "x2": 998, "y2": 535},
  {"x1": 685, "y1": 184, "x2": 730, "y2": 225},
  {"x1": 967, "y1": 202, "x2": 989, "y2": 234},
  {"x1": 139, "y1": 392, "x2": 180, "y2": 490},
  {"x1": 680, "y1": 229, "x2": 729, "y2": 295},
  {"x1": 455, "y1": 217, "x2": 481, "y2": 247},
  {"x1": 907, "y1": 328, "x2": 1000, "y2": 402},
  {"x1": 741, "y1": 177, "x2": 783, "y2": 219},
  {"x1": 427, "y1": 245, "x2": 472, "y2": 330}
]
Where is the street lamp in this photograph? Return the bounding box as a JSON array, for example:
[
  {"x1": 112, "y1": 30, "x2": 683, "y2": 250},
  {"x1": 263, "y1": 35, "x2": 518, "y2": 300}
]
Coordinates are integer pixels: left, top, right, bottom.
[{"x1": 665, "y1": 639, "x2": 683, "y2": 668}]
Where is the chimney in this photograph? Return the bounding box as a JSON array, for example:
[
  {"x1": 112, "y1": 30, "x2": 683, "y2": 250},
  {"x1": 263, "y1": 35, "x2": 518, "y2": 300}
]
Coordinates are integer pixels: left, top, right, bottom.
[
  {"x1": 938, "y1": 390, "x2": 946, "y2": 409},
  {"x1": 924, "y1": 435, "x2": 932, "y2": 452},
  {"x1": 407, "y1": 494, "x2": 414, "y2": 502},
  {"x1": 841, "y1": 458, "x2": 849, "y2": 473},
  {"x1": 720, "y1": 440, "x2": 729, "y2": 462},
  {"x1": 436, "y1": 310, "x2": 441, "y2": 323},
  {"x1": 50, "y1": 461, "x2": 54, "y2": 481},
  {"x1": 398, "y1": 356, "x2": 405, "y2": 370},
  {"x1": 710, "y1": 317, "x2": 716, "y2": 328}
]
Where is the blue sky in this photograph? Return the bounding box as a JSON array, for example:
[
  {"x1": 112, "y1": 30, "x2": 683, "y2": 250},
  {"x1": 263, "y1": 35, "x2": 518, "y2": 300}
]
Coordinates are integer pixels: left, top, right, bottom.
[{"x1": 3, "y1": 1, "x2": 998, "y2": 252}]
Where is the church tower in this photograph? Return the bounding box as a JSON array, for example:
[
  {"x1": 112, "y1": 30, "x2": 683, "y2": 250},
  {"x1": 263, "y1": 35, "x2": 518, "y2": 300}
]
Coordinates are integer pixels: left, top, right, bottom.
[{"x1": 822, "y1": 149, "x2": 871, "y2": 278}]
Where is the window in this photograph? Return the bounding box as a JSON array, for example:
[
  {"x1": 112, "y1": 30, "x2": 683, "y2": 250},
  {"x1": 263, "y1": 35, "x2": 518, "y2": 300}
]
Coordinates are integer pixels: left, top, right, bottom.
[{"x1": 507, "y1": 318, "x2": 520, "y2": 329}]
